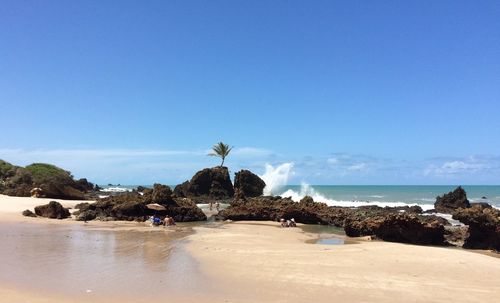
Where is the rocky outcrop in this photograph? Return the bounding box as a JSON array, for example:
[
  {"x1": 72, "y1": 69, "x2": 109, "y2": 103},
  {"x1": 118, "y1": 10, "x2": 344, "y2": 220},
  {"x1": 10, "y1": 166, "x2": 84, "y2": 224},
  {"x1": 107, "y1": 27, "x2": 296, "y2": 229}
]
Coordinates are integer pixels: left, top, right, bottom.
[
  {"x1": 444, "y1": 225, "x2": 469, "y2": 247},
  {"x1": 174, "y1": 167, "x2": 234, "y2": 200},
  {"x1": 151, "y1": 183, "x2": 175, "y2": 204},
  {"x1": 233, "y1": 170, "x2": 266, "y2": 197},
  {"x1": 0, "y1": 160, "x2": 95, "y2": 200},
  {"x1": 75, "y1": 184, "x2": 207, "y2": 222},
  {"x1": 1, "y1": 165, "x2": 33, "y2": 197},
  {"x1": 34, "y1": 201, "x2": 71, "y2": 219},
  {"x1": 218, "y1": 196, "x2": 448, "y2": 246},
  {"x1": 74, "y1": 178, "x2": 95, "y2": 192},
  {"x1": 76, "y1": 209, "x2": 97, "y2": 221},
  {"x1": 452, "y1": 204, "x2": 500, "y2": 251},
  {"x1": 173, "y1": 181, "x2": 190, "y2": 197},
  {"x1": 218, "y1": 196, "x2": 345, "y2": 225},
  {"x1": 344, "y1": 213, "x2": 445, "y2": 245},
  {"x1": 435, "y1": 186, "x2": 470, "y2": 214}
]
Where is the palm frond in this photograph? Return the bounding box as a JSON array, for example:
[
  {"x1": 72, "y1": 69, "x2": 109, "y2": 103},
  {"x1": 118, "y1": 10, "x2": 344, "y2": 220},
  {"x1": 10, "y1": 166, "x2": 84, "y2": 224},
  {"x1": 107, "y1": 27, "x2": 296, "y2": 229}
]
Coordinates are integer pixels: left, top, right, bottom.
[{"x1": 207, "y1": 142, "x2": 233, "y2": 166}]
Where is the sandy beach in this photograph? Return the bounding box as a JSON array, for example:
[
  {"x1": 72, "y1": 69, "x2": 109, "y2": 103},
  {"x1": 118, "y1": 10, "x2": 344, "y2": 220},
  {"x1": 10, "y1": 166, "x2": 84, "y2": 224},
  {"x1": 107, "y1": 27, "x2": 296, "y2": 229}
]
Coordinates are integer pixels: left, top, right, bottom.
[{"x1": 1, "y1": 195, "x2": 499, "y2": 302}]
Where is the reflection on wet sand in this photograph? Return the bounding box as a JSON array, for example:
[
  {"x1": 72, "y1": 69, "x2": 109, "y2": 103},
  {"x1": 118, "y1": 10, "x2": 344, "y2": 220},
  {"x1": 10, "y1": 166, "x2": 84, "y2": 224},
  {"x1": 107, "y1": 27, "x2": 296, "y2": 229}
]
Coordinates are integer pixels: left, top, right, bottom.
[{"x1": 0, "y1": 222, "x2": 218, "y2": 301}]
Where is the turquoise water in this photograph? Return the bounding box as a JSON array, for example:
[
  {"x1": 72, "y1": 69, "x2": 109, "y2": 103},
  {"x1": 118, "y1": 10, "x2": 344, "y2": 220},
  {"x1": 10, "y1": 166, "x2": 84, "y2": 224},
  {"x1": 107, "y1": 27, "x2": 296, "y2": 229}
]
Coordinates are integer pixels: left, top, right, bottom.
[
  {"x1": 278, "y1": 185, "x2": 500, "y2": 209},
  {"x1": 99, "y1": 185, "x2": 500, "y2": 209}
]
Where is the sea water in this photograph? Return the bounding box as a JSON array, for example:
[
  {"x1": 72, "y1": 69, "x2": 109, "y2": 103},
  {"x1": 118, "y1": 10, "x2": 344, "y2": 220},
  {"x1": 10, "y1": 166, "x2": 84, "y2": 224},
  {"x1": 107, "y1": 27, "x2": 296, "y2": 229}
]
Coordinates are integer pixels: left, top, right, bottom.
[
  {"x1": 276, "y1": 185, "x2": 500, "y2": 210},
  {"x1": 100, "y1": 184, "x2": 500, "y2": 210}
]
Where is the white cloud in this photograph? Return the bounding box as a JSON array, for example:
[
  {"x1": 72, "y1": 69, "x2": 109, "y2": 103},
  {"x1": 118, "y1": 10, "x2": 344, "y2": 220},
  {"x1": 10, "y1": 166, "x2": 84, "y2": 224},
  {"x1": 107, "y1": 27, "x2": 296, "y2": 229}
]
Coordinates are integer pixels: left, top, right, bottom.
[
  {"x1": 424, "y1": 157, "x2": 492, "y2": 177},
  {"x1": 327, "y1": 157, "x2": 339, "y2": 165},
  {"x1": 347, "y1": 163, "x2": 367, "y2": 171}
]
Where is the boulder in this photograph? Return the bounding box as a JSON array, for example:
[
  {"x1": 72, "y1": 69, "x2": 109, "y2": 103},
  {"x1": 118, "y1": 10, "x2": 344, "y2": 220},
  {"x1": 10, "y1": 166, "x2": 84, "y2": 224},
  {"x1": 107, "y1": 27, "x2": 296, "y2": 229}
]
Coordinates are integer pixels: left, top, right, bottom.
[
  {"x1": 76, "y1": 210, "x2": 97, "y2": 221},
  {"x1": 174, "y1": 167, "x2": 234, "y2": 200},
  {"x1": 34, "y1": 201, "x2": 71, "y2": 219},
  {"x1": 74, "y1": 202, "x2": 91, "y2": 210},
  {"x1": 22, "y1": 209, "x2": 37, "y2": 217},
  {"x1": 234, "y1": 170, "x2": 266, "y2": 197},
  {"x1": 452, "y1": 204, "x2": 500, "y2": 251},
  {"x1": 151, "y1": 183, "x2": 175, "y2": 205},
  {"x1": 173, "y1": 181, "x2": 190, "y2": 197},
  {"x1": 435, "y1": 186, "x2": 470, "y2": 214},
  {"x1": 74, "y1": 178, "x2": 94, "y2": 191}
]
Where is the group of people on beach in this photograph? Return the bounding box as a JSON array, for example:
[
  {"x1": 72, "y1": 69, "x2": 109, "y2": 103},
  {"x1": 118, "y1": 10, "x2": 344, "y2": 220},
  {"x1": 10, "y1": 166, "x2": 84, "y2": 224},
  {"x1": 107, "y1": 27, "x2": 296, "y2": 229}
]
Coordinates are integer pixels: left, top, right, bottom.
[
  {"x1": 209, "y1": 201, "x2": 220, "y2": 212},
  {"x1": 280, "y1": 218, "x2": 297, "y2": 228},
  {"x1": 149, "y1": 215, "x2": 176, "y2": 227}
]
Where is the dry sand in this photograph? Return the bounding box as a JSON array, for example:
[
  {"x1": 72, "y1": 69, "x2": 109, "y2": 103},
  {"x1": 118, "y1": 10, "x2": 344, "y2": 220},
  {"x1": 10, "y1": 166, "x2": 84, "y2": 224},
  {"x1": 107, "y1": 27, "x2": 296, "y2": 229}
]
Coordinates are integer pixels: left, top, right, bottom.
[
  {"x1": 0, "y1": 194, "x2": 90, "y2": 221},
  {"x1": 186, "y1": 221, "x2": 500, "y2": 303},
  {"x1": 1, "y1": 195, "x2": 499, "y2": 302}
]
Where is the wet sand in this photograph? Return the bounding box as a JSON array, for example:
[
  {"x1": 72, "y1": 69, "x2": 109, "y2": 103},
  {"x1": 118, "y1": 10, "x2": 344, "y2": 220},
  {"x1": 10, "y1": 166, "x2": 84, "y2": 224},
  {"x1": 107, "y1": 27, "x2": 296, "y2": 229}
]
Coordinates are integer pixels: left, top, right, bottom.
[{"x1": 1, "y1": 195, "x2": 500, "y2": 302}]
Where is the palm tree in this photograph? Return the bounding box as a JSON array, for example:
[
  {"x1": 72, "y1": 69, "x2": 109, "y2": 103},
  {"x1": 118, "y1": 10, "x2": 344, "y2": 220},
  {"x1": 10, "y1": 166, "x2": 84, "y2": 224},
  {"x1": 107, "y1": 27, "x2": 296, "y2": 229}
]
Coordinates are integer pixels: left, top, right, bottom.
[{"x1": 208, "y1": 142, "x2": 233, "y2": 167}]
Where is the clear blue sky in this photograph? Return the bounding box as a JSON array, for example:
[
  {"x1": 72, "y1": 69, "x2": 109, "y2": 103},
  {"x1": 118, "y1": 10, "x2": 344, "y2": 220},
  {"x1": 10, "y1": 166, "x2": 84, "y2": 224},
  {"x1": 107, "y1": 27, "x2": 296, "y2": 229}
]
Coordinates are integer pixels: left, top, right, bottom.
[{"x1": 1, "y1": 0, "x2": 499, "y2": 185}]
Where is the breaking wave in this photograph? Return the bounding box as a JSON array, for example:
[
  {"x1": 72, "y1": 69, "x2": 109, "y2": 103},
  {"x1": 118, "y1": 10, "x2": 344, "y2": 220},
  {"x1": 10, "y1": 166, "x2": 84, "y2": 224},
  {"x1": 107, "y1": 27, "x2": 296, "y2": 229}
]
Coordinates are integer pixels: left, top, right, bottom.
[
  {"x1": 100, "y1": 187, "x2": 132, "y2": 193},
  {"x1": 260, "y1": 163, "x2": 294, "y2": 195},
  {"x1": 279, "y1": 183, "x2": 435, "y2": 211},
  {"x1": 259, "y1": 163, "x2": 437, "y2": 210}
]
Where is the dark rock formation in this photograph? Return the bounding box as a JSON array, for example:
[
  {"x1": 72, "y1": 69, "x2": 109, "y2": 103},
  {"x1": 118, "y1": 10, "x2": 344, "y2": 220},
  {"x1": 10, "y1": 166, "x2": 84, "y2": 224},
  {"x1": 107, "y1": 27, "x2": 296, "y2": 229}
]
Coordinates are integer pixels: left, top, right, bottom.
[
  {"x1": 173, "y1": 181, "x2": 190, "y2": 197},
  {"x1": 78, "y1": 184, "x2": 206, "y2": 222},
  {"x1": 74, "y1": 202, "x2": 90, "y2": 210},
  {"x1": 233, "y1": 187, "x2": 247, "y2": 203},
  {"x1": 22, "y1": 209, "x2": 37, "y2": 217},
  {"x1": 218, "y1": 195, "x2": 344, "y2": 225},
  {"x1": 0, "y1": 160, "x2": 95, "y2": 200},
  {"x1": 34, "y1": 201, "x2": 70, "y2": 219},
  {"x1": 444, "y1": 225, "x2": 469, "y2": 247},
  {"x1": 435, "y1": 186, "x2": 470, "y2": 214},
  {"x1": 76, "y1": 210, "x2": 97, "y2": 221},
  {"x1": 1, "y1": 166, "x2": 33, "y2": 197},
  {"x1": 234, "y1": 170, "x2": 266, "y2": 197},
  {"x1": 219, "y1": 196, "x2": 448, "y2": 246},
  {"x1": 452, "y1": 204, "x2": 500, "y2": 251},
  {"x1": 174, "y1": 167, "x2": 234, "y2": 200},
  {"x1": 75, "y1": 178, "x2": 94, "y2": 191},
  {"x1": 344, "y1": 213, "x2": 445, "y2": 245},
  {"x1": 151, "y1": 183, "x2": 175, "y2": 205}
]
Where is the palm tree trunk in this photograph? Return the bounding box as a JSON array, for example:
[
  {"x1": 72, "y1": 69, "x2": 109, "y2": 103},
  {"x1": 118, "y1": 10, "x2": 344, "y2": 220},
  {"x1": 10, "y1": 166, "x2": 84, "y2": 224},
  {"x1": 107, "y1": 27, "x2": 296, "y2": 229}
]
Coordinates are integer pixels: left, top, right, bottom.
[{"x1": 221, "y1": 157, "x2": 225, "y2": 167}]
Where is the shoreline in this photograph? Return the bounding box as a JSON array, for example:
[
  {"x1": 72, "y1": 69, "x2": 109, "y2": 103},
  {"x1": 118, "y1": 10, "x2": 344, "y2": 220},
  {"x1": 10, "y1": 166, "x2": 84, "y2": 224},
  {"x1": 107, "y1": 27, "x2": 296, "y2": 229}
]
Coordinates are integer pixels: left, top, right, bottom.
[{"x1": 1, "y1": 195, "x2": 499, "y2": 302}]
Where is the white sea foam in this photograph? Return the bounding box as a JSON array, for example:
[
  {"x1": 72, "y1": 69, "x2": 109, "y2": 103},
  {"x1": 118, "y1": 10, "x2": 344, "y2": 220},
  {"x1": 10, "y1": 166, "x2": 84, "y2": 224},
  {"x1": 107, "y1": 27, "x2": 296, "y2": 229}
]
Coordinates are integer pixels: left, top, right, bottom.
[
  {"x1": 418, "y1": 198, "x2": 436, "y2": 202},
  {"x1": 279, "y1": 183, "x2": 435, "y2": 211},
  {"x1": 100, "y1": 187, "x2": 132, "y2": 193},
  {"x1": 260, "y1": 163, "x2": 294, "y2": 196}
]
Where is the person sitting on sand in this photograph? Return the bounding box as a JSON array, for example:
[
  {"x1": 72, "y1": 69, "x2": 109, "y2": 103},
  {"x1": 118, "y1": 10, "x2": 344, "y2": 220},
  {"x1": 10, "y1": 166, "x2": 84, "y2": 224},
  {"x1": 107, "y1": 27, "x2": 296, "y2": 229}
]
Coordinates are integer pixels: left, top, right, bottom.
[
  {"x1": 164, "y1": 215, "x2": 176, "y2": 226},
  {"x1": 152, "y1": 216, "x2": 162, "y2": 226},
  {"x1": 280, "y1": 218, "x2": 288, "y2": 228},
  {"x1": 289, "y1": 218, "x2": 297, "y2": 227}
]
